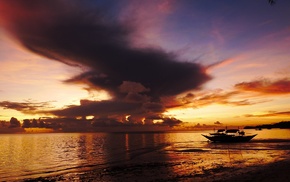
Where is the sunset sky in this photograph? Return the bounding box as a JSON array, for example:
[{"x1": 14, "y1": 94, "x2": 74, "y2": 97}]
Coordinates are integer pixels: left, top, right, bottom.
[{"x1": 0, "y1": 0, "x2": 289, "y2": 127}]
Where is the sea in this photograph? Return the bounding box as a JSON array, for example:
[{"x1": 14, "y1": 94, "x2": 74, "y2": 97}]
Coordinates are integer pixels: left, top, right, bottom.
[{"x1": 0, "y1": 129, "x2": 290, "y2": 181}]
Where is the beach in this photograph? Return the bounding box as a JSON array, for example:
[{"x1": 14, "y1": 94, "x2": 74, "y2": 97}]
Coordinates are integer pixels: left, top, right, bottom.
[
  {"x1": 221, "y1": 158, "x2": 290, "y2": 182},
  {"x1": 1, "y1": 130, "x2": 289, "y2": 181},
  {"x1": 22, "y1": 151, "x2": 290, "y2": 182}
]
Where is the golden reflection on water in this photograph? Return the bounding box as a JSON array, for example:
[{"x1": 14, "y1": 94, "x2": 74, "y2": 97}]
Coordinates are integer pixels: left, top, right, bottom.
[
  {"x1": 253, "y1": 128, "x2": 290, "y2": 139},
  {"x1": 0, "y1": 129, "x2": 289, "y2": 181},
  {"x1": 0, "y1": 133, "x2": 110, "y2": 180}
]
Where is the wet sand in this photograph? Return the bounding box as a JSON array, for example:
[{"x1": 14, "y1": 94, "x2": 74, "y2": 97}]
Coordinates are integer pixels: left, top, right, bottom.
[
  {"x1": 220, "y1": 158, "x2": 290, "y2": 182},
  {"x1": 22, "y1": 153, "x2": 290, "y2": 182},
  {"x1": 94, "y1": 158, "x2": 290, "y2": 182}
]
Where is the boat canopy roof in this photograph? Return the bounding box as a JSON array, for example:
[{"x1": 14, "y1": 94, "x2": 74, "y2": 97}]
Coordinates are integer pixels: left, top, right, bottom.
[
  {"x1": 226, "y1": 129, "x2": 239, "y2": 133},
  {"x1": 217, "y1": 129, "x2": 225, "y2": 132}
]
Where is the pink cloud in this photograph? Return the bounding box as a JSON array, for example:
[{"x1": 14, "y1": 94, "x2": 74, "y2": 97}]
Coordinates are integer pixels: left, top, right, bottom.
[{"x1": 235, "y1": 78, "x2": 290, "y2": 94}]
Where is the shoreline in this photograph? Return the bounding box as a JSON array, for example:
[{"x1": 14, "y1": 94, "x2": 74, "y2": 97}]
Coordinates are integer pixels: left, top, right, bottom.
[
  {"x1": 2, "y1": 130, "x2": 289, "y2": 181},
  {"x1": 20, "y1": 155, "x2": 290, "y2": 182},
  {"x1": 220, "y1": 157, "x2": 290, "y2": 182},
  {"x1": 221, "y1": 159, "x2": 290, "y2": 182}
]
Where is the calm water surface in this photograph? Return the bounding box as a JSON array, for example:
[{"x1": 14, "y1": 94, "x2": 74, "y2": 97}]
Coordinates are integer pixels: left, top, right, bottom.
[{"x1": 0, "y1": 129, "x2": 290, "y2": 181}]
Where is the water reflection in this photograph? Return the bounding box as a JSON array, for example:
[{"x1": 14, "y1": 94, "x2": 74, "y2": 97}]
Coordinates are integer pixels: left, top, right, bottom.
[
  {"x1": 0, "y1": 133, "x2": 96, "y2": 180},
  {"x1": 0, "y1": 130, "x2": 289, "y2": 181},
  {"x1": 0, "y1": 133, "x2": 173, "y2": 181},
  {"x1": 96, "y1": 133, "x2": 172, "y2": 182},
  {"x1": 252, "y1": 128, "x2": 290, "y2": 140}
]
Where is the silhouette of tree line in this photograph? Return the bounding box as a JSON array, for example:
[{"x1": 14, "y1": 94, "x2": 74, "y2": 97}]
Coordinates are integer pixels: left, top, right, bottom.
[
  {"x1": 6, "y1": 117, "x2": 59, "y2": 129},
  {"x1": 4, "y1": 116, "x2": 182, "y2": 132},
  {"x1": 244, "y1": 121, "x2": 290, "y2": 129}
]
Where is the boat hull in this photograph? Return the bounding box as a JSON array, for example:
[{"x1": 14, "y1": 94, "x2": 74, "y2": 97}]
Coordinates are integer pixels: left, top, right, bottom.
[{"x1": 202, "y1": 134, "x2": 257, "y2": 142}]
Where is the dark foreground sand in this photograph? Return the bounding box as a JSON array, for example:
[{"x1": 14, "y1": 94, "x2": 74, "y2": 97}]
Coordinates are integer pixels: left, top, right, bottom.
[
  {"x1": 220, "y1": 158, "x2": 290, "y2": 182},
  {"x1": 22, "y1": 158, "x2": 290, "y2": 182}
]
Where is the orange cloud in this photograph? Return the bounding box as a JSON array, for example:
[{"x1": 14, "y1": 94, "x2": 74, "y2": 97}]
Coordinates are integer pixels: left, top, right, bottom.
[
  {"x1": 235, "y1": 78, "x2": 290, "y2": 94},
  {"x1": 172, "y1": 90, "x2": 262, "y2": 109}
]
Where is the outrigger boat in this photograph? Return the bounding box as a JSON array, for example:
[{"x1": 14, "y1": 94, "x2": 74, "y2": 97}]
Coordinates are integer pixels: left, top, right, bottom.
[{"x1": 202, "y1": 129, "x2": 257, "y2": 142}]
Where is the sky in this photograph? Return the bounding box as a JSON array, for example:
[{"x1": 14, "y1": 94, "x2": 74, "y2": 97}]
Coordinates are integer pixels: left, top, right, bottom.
[{"x1": 0, "y1": 0, "x2": 289, "y2": 127}]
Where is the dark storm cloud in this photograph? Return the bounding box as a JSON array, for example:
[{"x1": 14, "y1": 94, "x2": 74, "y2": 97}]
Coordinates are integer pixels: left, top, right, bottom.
[
  {"x1": 0, "y1": 0, "x2": 210, "y2": 98},
  {"x1": 0, "y1": 0, "x2": 211, "y2": 124},
  {"x1": 49, "y1": 100, "x2": 142, "y2": 117}
]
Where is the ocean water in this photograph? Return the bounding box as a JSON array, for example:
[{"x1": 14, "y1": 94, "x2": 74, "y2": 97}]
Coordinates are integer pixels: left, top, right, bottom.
[{"x1": 0, "y1": 129, "x2": 290, "y2": 181}]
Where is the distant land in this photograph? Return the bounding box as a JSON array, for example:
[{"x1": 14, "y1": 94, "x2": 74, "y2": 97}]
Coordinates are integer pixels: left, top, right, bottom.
[
  {"x1": 1, "y1": 116, "x2": 290, "y2": 134},
  {"x1": 244, "y1": 121, "x2": 290, "y2": 129}
]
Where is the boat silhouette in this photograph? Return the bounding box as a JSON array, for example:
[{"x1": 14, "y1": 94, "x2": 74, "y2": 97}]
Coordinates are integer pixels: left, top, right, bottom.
[{"x1": 202, "y1": 129, "x2": 257, "y2": 142}]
